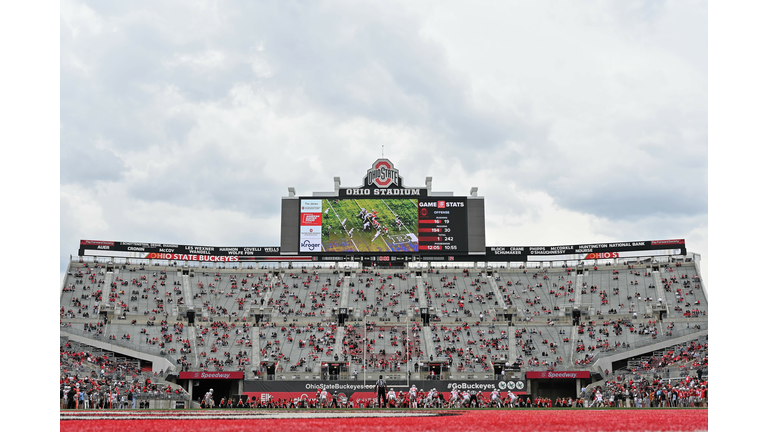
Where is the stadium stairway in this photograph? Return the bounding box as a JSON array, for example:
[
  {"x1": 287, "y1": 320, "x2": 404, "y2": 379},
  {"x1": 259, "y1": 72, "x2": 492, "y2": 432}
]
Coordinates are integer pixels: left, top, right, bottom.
[
  {"x1": 264, "y1": 275, "x2": 279, "y2": 318},
  {"x1": 416, "y1": 275, "x2": 427, "y2": 307},
  {"x1": 414, "y1": 274, "x2": 438, "y2": 360},
  {"x1": 487, "y1": 274, "x2": 505, "y2": 319},
  {"x1": 339, "y1": 274, "x2": 351, "y2": 313},
  {"x1": 182, "y1": 273, "x2": 193, "y2": 310},
  {"x1": 251, "y1": 326, "x2": 260, "y2": 372},
  {"x1": 332, "y1": 325, "x2": 345, "y2": 357},
  {"x1": 652, "y1": 271, "x2": 666, "y2": 311},
  {"x1": 99, "y1": 269, "x2": 115, "y2": 316},
  {"x1": 574, "y1": 273, "x2": 584, "y2": 307},
  {"x1": 566, "y1": 271, "x2": 584, "y2": 366},
  {"x1": 188, "y1": 325, "x2": 199, "y2": 368}
]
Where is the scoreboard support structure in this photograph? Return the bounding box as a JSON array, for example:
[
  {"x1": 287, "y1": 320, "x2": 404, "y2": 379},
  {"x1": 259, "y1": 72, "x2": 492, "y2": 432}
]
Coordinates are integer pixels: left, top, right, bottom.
[{"x1": 75, "y1": 161, "x2": 690, "y2": 269}]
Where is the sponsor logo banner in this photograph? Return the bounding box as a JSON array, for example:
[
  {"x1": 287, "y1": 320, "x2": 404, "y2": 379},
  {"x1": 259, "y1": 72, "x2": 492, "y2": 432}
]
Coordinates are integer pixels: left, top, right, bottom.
[
  {"x1": 486, "y1": 239, "x2": 687, "y2": 261},
  {"x1": 300, "y1": 239, "x2": 322, "y2": 252},
  {"x1": 525, "y1": 371, "x2": 591, "y2": 379},
  {"x1": 300, "y1": 200, "x2": 322, "y2": 213},
  {"x1": 651, "y1": 239, "x2": 685, "y2": 246},
  {"x1": 79, "y1": 240, "x2": 280, "y2": 258},
  {"x1": 146, "y1": 253, "x2": 240, "y2": 262},
  {"x1": 179, "y1": 371, "x2": 244, "y2": 380},
  {"x1": 301, "y1": 213, "x2": 322, "y2": 226},
  {"x1": 80, "y1": 240, "x2": 115, "y2": 246},
  {"x1": 300, "y1": 226, "x2": 321, "y2": 238},
  {"x1": 243, "y1": 379, "x2": 527, "y2": 395}
]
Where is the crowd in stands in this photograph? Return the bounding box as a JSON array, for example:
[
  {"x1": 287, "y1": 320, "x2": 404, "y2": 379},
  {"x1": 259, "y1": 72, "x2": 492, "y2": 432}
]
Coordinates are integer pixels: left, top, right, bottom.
[
  {"x1": 60, "y1": 340, "x2": 188, "y2": 409},
  {"x1": 61, "y1": 259, "x2": 708, "y2": 409}
]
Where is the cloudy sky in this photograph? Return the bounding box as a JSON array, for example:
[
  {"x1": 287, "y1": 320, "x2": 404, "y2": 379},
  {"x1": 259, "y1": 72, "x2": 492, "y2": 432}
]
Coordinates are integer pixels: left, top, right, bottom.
[{"x1": 58, "y1": 0, "x2": 708, "y2": 281}]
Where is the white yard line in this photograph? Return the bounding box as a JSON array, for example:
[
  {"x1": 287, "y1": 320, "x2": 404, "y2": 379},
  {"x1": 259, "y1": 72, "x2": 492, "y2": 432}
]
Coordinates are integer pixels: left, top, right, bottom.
[
  {"x1": 381, "y1": 199, "x2": 417, "y2": 246},
  {"x1": 327, "y1": 199, "x2": 359, "y2": 252},
  {"x1": 353, "y1": 199, "x2": 394, "y2": 253}
]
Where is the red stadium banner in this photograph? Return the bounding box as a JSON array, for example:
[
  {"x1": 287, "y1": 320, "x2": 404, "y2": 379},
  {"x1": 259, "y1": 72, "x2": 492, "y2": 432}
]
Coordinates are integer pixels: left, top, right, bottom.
[
  {"x1": 80, "y1": 240, "x2": 115, "y2": 246},
  {"x1": 525, "y1": 371, "x2": 591, "y2": 379},
  {"x1": 583, "y1": 252, "x2": 620, "y2": 260},
  {"x1": 651, "y1": 239, "x2": 685, "y2": 246},
  {"x1": 146, "y1": 253, "x2": 240, "y2": 262},
  {"x1": 179, "y1": 371, "x2": 244, "y2": 380}
]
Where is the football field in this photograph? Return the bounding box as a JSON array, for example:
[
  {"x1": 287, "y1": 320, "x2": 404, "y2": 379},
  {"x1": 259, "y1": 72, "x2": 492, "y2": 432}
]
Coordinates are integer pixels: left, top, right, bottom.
[
  {"x1": 60, "y1": 408, "x2": 709, "y2": 432},
  {"x1": 321, "y1": 198, "x2": 419, "y2": 252}
]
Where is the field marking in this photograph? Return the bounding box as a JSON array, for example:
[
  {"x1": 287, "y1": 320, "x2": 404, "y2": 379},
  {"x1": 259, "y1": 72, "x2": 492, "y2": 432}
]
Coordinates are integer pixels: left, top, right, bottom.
[
  {"x1": 60, "y1": 410, "x2": 450, "y2": 420},
  {"x1": 380, "y1": 199, "x2": 418, "y2": 251},
  {"x1": 326, "y1": 199, "x2": 359, "y2": 252},
  {"x1": 353, "y1": 200, "x2": 394, "y2": 253}
]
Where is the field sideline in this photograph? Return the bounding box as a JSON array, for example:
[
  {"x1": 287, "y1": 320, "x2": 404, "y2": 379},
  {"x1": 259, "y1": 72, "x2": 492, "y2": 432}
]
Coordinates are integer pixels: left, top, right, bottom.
[{"x1": 60, "y1": 408, "x2": 709, "y2": 432}]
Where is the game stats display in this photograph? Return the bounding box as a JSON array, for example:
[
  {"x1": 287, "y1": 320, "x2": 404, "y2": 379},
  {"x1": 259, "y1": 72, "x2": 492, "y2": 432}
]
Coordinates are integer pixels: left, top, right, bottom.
[{"x1": 299, "y1": 198, "x2": 468, "y2": 254}]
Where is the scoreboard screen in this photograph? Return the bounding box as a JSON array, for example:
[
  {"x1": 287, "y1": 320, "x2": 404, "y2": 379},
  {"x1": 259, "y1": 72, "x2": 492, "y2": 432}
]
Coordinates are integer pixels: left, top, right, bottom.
[
  {"x1": 298, "y1": 197, "x2": 468, "y2": 254},
  {"x1": 417, "y1": 198, "x2": 468, "y2": 252}
]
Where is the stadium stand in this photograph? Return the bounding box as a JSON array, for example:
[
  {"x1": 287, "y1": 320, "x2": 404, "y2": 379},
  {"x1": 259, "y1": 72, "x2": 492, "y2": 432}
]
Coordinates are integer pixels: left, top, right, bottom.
[{"x1": 61, "y1": 254, "x2": 707, "y2": 408}]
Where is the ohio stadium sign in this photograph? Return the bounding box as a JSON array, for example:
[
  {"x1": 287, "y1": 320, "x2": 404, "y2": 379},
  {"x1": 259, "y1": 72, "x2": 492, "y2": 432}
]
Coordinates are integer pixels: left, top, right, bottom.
[{"x1": 340, "y1": 158, "x2": 428, "y2": 197}]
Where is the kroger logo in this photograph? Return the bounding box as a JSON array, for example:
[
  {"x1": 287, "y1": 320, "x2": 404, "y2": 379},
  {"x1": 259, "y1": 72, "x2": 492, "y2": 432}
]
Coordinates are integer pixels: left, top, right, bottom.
[{"x1": 301, "y1": 240, "x2": 321, "y2": 251}]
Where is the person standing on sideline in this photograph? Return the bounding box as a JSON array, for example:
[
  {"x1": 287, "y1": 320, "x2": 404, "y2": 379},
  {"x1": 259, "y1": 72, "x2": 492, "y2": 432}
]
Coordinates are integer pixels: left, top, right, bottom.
[{"x1": 376, "y1": 375, "x2": 387, "y2": 408}]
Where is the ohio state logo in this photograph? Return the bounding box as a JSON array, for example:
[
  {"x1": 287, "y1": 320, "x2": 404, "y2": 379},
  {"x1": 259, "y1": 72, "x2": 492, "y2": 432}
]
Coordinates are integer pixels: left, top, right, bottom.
[{"x1": 365, "y1": 159, "x2": 402, "y2": 188}]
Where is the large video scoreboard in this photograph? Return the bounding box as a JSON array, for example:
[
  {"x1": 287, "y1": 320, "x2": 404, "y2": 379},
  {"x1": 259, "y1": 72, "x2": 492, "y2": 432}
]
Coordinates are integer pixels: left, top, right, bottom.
[
  {"x1": 297, "y1": 197, "x2": 469, "y2": 254},
  {"x1": 283, "y1": 159, "x2": 486, "y2": 259}
]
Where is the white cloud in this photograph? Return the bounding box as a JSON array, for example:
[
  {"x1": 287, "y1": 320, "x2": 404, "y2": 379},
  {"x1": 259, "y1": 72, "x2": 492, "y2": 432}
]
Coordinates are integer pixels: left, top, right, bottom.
[{"x1": 60, "y1": 0, "x2": 707, "y2": 287}]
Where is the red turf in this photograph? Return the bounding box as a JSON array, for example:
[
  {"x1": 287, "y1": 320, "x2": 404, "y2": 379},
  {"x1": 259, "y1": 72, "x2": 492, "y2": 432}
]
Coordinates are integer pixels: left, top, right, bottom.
[{"x1": 59, "y1": 409, "x2": 708, "y2": 432}]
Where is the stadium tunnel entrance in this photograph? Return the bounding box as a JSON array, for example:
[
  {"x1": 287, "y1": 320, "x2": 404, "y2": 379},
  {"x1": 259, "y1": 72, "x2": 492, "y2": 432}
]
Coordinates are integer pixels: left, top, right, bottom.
[
  {"x1": 528, "y1": 377, "x2": 595, "y2": 400},
  {"x1": 184, "y1": 379, "x2": 241, "y2": 405}
]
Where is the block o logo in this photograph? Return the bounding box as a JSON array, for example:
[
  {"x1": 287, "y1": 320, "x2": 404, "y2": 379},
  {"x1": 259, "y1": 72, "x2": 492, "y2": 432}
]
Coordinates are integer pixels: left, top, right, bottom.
[{"x1": 365, "y1": 159, "x2": 401, "y2": 188}]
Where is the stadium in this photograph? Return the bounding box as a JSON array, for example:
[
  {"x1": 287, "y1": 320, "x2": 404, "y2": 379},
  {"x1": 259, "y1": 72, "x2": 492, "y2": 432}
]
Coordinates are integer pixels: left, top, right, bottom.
[{"x1": 60, "y1": 159, "x2": 708, "y2": 429}]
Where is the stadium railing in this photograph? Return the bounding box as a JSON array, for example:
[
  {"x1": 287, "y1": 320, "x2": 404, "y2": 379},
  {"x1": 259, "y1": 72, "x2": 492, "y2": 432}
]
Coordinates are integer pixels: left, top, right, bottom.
[
  {"x1": 61, "y1": 327, "x2": 178, "y2": 367},
  {"x1": 594, "y1": 324, "x2": 708, "y2": 356}
]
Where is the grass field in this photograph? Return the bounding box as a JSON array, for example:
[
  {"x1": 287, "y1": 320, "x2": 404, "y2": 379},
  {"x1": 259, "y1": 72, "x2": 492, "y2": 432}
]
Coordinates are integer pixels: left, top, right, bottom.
[
  {"x1": 321, "y1": 199, "x2": 419, "y2": 253},
  {"x1": 60, "y1": 408, "x2": 709, "y2": 432}
]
